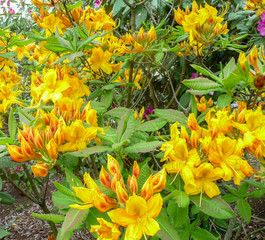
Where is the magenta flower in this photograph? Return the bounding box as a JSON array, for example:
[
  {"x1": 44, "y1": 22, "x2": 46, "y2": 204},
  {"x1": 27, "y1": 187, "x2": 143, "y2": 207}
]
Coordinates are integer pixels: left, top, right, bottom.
[
  {"x1": 257, "y1": 12, "x2": 265, "y2": 36},
  {"x1": 7, "y1": 0, "x2": 10, "y2": 6},
  {"x1": 29, "y1": 9, "x2": 32, "y2": 14},
  {"x1": 190, "y1": 72, "x2": 204, "y2": 79},
  {"x1": 94, "y1": 0, "x2": 102, "y2": 8},
  {"x1": 143, "y1": 107, "x2": 154, "y2": 119}
]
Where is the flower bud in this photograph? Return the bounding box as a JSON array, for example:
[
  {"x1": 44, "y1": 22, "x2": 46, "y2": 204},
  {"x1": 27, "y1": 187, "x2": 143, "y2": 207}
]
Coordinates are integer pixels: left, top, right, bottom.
[
  {"x1": 137, "y1": 27, "x2": 145, "y2": 41},
  {"x1": 152, "y1": 168, "x2": 167, "y2": 193},
  {"x1": 100, "y1": 166, "x2": 112, "y2": 190},
  {"x1": 107, "y1": 154, "x2": 120, "y2": 177},
  {"x1": 190, "y1": 130, "x2": 199, "y2": 148},
  {"x1": 127, "y1": 175, "x2": 138, "y2": 194},
  {"x1": 31, "y1": 164, "x2": 49, "y2": 177},
  {"x1": 115, "y1": 181, "x2": 128, "y2": 204},
  {"x1": 46, "y1": 139, "x2": 58, "y2": 159},
  {"x1": 140, "y1": 176, "x2": 153, "y2": 200},
  {"x1": 132, "y1": 161, "x2": 140, "y2": 179},
  {"x1": 134, "y1": 42, "x2": 144, "y2": 53},
  {"x1": 54, "y1": 126, "x2": 64, "y2": 146},
  {"x1": 147, "y1": 26, "x2": 156, "y2": 42}
]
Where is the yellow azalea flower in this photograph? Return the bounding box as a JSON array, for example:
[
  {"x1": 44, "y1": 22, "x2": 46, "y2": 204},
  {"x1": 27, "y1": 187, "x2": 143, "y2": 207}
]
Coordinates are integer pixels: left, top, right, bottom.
[
  {"x1": 196, "y1": 96, "x2": 213, "y2": 112},
  {"x1": 90, "y1": 218, "x2": 121, "y2": 240},
  {"x1": 184, "y1": 163, "x2": 223, "y2": 198},
  {"x1": 39, "y1": 13, "x2": 65, "y2": 36},
  {"x1": 108, "y1": 194, "x2": 162, "y2": 240},
  {"x1": 59, "y1": 120, "x2": 98, "y2": 151},
  {"x1": 208, "y1": 135, "x2": 254, "y2": 184},
  {"x1": 12, "y1": 45, "x2": 31, "y2": 61},
  {"x1": 70, "y1": 173, "x2": 118, "y2": 212},
  {"x1": 89, "y1": 47, "x2": 113, "y2": 74},
  {"x1": 115, "y1": 69, "x2": 144, "y2": 90}
]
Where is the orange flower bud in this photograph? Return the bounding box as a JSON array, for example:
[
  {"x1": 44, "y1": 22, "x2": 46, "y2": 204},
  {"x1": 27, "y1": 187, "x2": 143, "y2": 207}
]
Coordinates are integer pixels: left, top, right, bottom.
[
  {"x1": 45, "y1": 127, "x2": 53, "y2": 143},
  {"x1": 7, "y1": 144, "x2": 31, "y2": 162},
  {"x1": 21, "y1": 137, "x2": 39, "y2": 159},
  {"x1": 94, "y1": 194, "x2": 118, "y2": 213},
  {"x1": 147, "y1": 26, "x2": 156, "y2": 42},
  {"x1": 180, "y1": 126, "x2": 189, "y2": 145},
  {"x1": 152, "y1": 168, "x2": 167, "y2": 193},
  {"x1": 111, "y1": 175, "x2": 118, "y2": 192},
  {"x1": 54, "y1": 126, "x2": 64, "y2": 146},
  {"x1": 249, "y1": 46, "x2": 261, "y2": 73},
  {"x1": 134, "y1": 42, "x2": 144, "y2": 53},
  {"x1": 137, "y1": 27, "x2": 145, "y2": 41},
  {"x1": 132, "y1": 161, "x2": 140, "y2": 180},
  {"x1": 187, "y1": 113, "x2": 199, "y2": 131},
  {"x1": 100, "y1": 166, "x2": 112, "y2": 190},
  {"x1": 140, "y1": 176, "x2": 153, "y2": 200},
  {"x1": 127, "y1": 175, "x2": 138, "y2": 194},
  {"x1": 190, "y1": 130, "x2": 199, "y2": 148},
  {"x1": 115, "y1": 181, "x2": 128, "y2": 204},
  {"x1": 107, "y1": 154, "x2": 120, "y2": 177},
  {"x1": 41, "y1": 111, "x2": 50, "y2": 126},
  {"x1": 31, "y1": 164, "x2": 49, "y2": 177},
  {"x1": 238, "y1": 52, "x2": 246, "y2": 72},
  {"x1": 46, "y1": 139, "x2": 58, "y2": 159},
  {"x1": 34, "y1": 130, "x2": 44, "y2": 150}
]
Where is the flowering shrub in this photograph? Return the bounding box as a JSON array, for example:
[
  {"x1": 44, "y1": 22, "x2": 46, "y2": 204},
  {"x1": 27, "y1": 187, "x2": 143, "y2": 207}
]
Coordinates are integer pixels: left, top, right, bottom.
[{"x1": 0, "y1": 0, "x2": 265, "y2": 239}]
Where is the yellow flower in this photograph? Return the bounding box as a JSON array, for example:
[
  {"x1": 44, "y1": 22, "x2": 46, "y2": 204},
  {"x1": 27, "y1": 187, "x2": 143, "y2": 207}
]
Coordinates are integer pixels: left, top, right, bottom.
[
  {"x1": 184, "y1": 163, "x2": 223, "y2": 198},
  {"x1": 91, "y1": 218, "x2": 121, "y2": 240},
  {"x1": 108, "y1": 194, "x2": 162, "y2": 240},
  {"x1": 59, "y1": 120, "x2": 98, "y2": 151},
  {"x1": 196, "y1": 96, "x2": 213, "y2": 112},
  {"x1": 90, "y1": 47, "x2": 113, "y2": 74}
]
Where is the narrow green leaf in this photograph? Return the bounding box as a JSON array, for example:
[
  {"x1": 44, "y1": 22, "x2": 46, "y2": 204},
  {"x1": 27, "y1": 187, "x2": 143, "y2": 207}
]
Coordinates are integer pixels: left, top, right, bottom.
[
  {"x1": 31, "y1": 213, "x2": 65, "y2": 224},
  {"x1": 0, "y1": 229, "x2": 11, "y2": 238},
  {"x1": 154, "y1": 109, "x2": 187, "y2": 123},
  {"x1": 125, "y1": 141, "x2": 162, "y2": 153},
  {"x1": 67, "y1": 146, "x2": 112, "y2": 157},
  {"x1": 52, "y1": 191, "x2": 78, "y2": 209},
  {"x1": 190, "y1": 195, "x2": 235, "y2": 219},
  {"x1": 156, "y1": 214, "x2": 180, "y2": 240},
  {"x1": 191, "y1": 64, "x2": 222, "y2": 84},
  {"x1": 0, "y1": 192, "x2": 15, "y2": 205},
  {"x1": 8, "y1": 108, "x2": 17, "y2": 141},
  {"x1": 53, "y1": 182, "x2": 74, "y2": 197},
  {"x1": 0, "y1": 52, "x2": 16, "y2": 58},
  {"x1": 137, "y1": 118, "x2": 167, "y2": 132},
  {"x1": 105, "y1": 107, "x2": 130, "y2": 118},
  {"x1": 66, "y1": 1, "x2": 82, "y2": 10},
  {"x1": 65, "y1": 168, "x2": 83, "y2": 188},
  {"x1": 191, "y1": 227, "x2": 218, "y2": 240},
  {"x1": 26, "y1": 32, "x2": 47, "y2": 41},
  {"x1": 237, "y1": 199, "x2": 251, "y2": 223},
  {"x1": 183, "y1": 78, "x2": 221, "y2": 90}
]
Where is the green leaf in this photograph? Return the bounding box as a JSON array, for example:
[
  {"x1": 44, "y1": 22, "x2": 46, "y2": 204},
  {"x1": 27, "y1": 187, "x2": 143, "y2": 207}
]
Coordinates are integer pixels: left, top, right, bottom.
[
  {"x1": 105, "y1": 107, "x2": 130, "y2": 118},
  {"x1": 156, "y1": 214, "x2": 180, "y2": 240},
  {"x1": 26, "y1": 32, "x2": 47, "y2": 41},
  {"x1": 183, "y1": 78, "x2": 221, "y2": 90},
  {"x1": 67, "y1": 146, "x2": 112, "y2": 157},
  {"x1": 173, "y1": 190, "x2": 190, "y2": 208},
  {"x1": 90, "y1": 101, "x2": 107, "y2": 113},
  {"x1": 77, "y1": 33, "x2": 100, "y2": 51},
  {"x1": 225, "y1": 184, "x2": 239, "y2": 196},
  {"x1": 135, "y1": 7, "x2": 148, "y2": 28},
  {"x1": 0, "y1": 192, "x2": 15, "y2": 205},
  {"x1": 44, "y1": 44, "x2": 69, "y2": 52},
  {"x1": 137, "y1": 163, "x2": 151, "y2": 190},
  {"x1": 8, "y1": 108, "x2": 17, "y2": 141},
  {"x1": 101, "y1": 90, "x2": 113, "y2": 109},
  {"x1": 57, "y1": 208, "x2": 89, "y2": 240},
  {"x1": 0, "y1": 177, "x2": 2, "y2": 191},
  {"x1": 190, "y1": 195, "x2": 235, "y2": 219},
  {"x1": 53, "y1": 182, "x2": 74, "y2": 197},
  {"x1": 60, "y1": 155, "x2": 79, "y2": 170},
  {"x1": 222, "y1": 68, "x2": 245, "y2": 90},
  {"x1": 217, "y1": 94, "x2": 232, "y2": 109},
  {"x1": 31, "y1": 213, "x2": 65, "y2": 224},
  {"x1": 191, "y1": 227, "x2": 218, "y2": 240},
  {"x1": 52, "y1": 191, "x2": 78, "y2": 209},
  {"x1": 66, "y1": 0, "x2": 82, "y2": 10},
  {"x1": 167, "y1": 200, "x2": 189, "y2": 227},
  {"x1": 222, "y1": 194, "x2": 239, "y2": 203},
  {"x1": 221, "y1": 58, "x2": 237, "y2": 79},
  {"x1": 154, "y1": 109, "x2": 187, "y2": 123},
  {"x1": 238, "y1": 181, "x2": 249, "y2": 196},
  {"x1": 155, "y1": 52, "x2": 164, "y2": 63},
  {"x1": 0, "y1": 228, "x2": 11, "y2": 238},
  {"x1": 137, "y1": 118, "x2": 167, "y2": 132},
  {"x1": 0, "y1": 156, "x2": 20, "y2": 168},
  {"x1": 113, "y1": 0, "x2": 126, "y2": 16},
  {"x1": 65, "y1": 168, "x2": 83, "y2": 188},
  {"x1": 15, "y1": 39, "x2": 34, "y2": 47},
  {"x1": 237, "y1": 199, "x2": 251, "y2": 223},
  {"x1": 191, "y1": 64, "x2": 222, "y2": 84},
  {"x1": 125, "y1": 141, "x2": 162, "y2": 153},
  {"x1": 0, "y1": 137, "x2": 13, "y2": 144},
  {"x1": 0, "y1": 52, "x2": 16, "y2": 58}
]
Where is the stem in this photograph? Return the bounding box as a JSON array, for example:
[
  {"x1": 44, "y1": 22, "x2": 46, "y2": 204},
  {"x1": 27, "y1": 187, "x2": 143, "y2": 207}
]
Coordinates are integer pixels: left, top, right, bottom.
[
  {"x1": 224, "y1": 212, "x2": 237, "y2": 240},
  {"x1": 126, "y1": 59, "x2": 134, "y2": 108},
  {"x1": 90, "y1": 154, "x2": 99, "y2": 177},
  {"x1": 0, "y1": 168, "x2": 38, "y2": 204},
  {"x1": 251, "y1": 91, "x2": 260, "y2": 109}
]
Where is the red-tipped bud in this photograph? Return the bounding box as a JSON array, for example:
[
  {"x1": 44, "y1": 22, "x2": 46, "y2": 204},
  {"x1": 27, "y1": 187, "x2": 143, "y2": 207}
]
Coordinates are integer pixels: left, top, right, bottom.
[
  {"x1": 137, "y1": 27, "x2": 145, "y2": 41},
  {"x1": 132, "y1": 161, "x2": 140, "y2": 179},
  {"x1": 127, "y1": 175, "x2": 138, "y2": 194},
  {"x1": 54, "y1": 126, "x2": 64, "y2": 146},
  {"x1": 7, "y1": 144, "x2": 30, "y2": 162},
  {"x1": 45, "y1": 127, "x2": 53, "y2": 143},
  {"x1": 134, "y1": 42, "x2": 144, "y2": 53},
  {"x1": 152, "y1": 168, "x2": 167, "y2": 193},
  {"x1": 100, "y1": 166, "x2": 112, "y2": 190},
  {"x1": 31, "y1": 164, "x2": 49, "y2": 177},
  {"x1": 34, "y1": 130, "x2": 44, "y2": 150},
  {"x1": 140, "y1": 176, "x2": 153, "y2": 200},
  {"x1": 41, "y1": 111, "x2": 50, "y2": 126},
  {"x1": 190, "y1": 130, "x2": 199, "y2": 148},
  {"x1": 46, "y1": 139, "x2": 58, "y2": 159},
  {"x1": 115, "y1": 181, "x2": 128, "y2": 204},
  {"x1": 21, "y1": 137, "x2": 40, "y2": 159},
  {"x1": 147, "y1": 26, "x2": 156, "y2": 42},
  {"x1": 107, "y1": 154, "x2": 120, "y2": 177}
]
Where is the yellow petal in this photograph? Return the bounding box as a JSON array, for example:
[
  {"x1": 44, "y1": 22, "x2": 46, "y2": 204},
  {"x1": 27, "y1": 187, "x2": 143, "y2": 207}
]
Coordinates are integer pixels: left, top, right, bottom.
[
  {"x1": 108, "y1": 208, "x2": 136, "y2": 226},
  {"x1": 203, "y1": 181, "x2": 221, "y2": 198},
  {"x1": 142, "y1": 218, "x2": 160, "y2": 236},
  {"x1": 147, "y1": 194, "x2": 163, "y2": 218},
  {"x1": 126, "y1": 195, "x2": 148, "y2": 216},
  {"x1": 125, "y1": 222, "x2": 143, "y2": 240}
]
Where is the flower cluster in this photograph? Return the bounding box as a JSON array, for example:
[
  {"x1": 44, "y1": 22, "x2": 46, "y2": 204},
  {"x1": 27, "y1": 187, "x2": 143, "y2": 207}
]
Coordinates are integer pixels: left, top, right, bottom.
[
  {"x1": 7, "y1": 98, "x2": 101, "y2": 177},
  {"x1": 161, "y1": 105, "x2": 257, "y2": 198},
  {"x1": 257, "y1": 12, "x2": 265, "y2": 36},
  {"x1": 175, "y1": 1, "x2": 228, "y2": 55},
  {"x1": 244, "y1": 0, "x2": 265, "y2": 15},
  {"x1": 70, "y1": 154, "x2": 166, "y2": 240}
]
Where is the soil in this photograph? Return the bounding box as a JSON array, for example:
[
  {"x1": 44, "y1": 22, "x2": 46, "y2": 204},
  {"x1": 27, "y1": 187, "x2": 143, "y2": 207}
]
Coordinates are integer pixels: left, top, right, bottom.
[{"x1": 0, "y1": 179, "x2": 92, "y2": 240}]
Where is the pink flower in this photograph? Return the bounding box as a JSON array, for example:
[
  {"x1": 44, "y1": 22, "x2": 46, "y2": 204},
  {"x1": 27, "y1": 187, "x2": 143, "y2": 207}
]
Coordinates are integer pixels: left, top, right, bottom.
[
  {"x1": 7, "y1": 0, "x2": 10, "y2": 6},
  {"x1": 29, "y1": 9, "x2": 32, "y2": 14},
  {"x1": 257, "y1": 12, "x2": 265, "y2": 36},
  {"x1": 94, "y1": 0, "x2": 102, "y2": 8}
]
